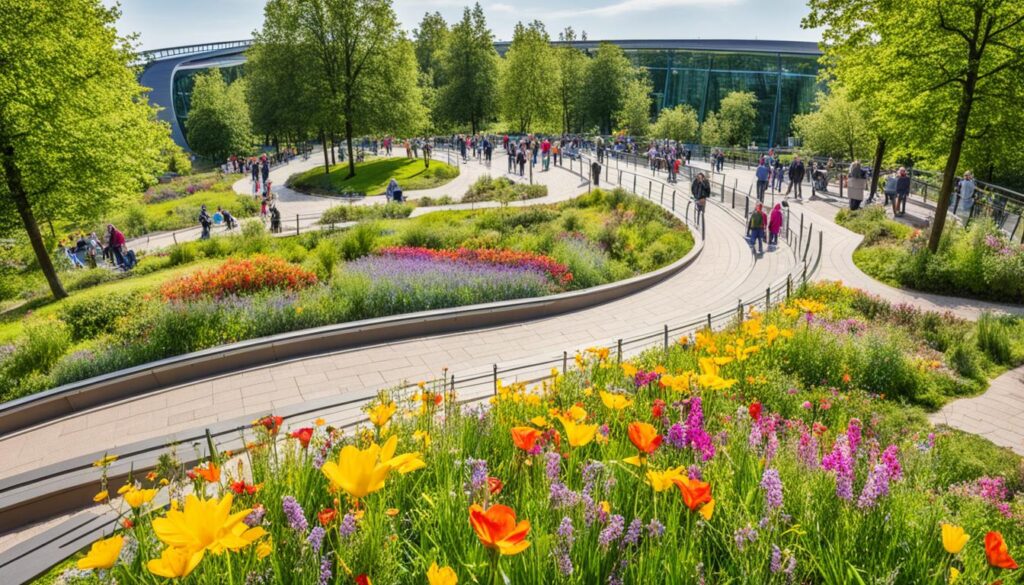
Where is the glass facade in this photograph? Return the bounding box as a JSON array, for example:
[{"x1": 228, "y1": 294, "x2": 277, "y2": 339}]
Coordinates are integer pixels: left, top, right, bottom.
[
  {"x1": 620, "y1": 49, "x2": 820, "y2": 147},
  {"x1": 171, "y1": 65, "x2": 245, "y2": 136}
]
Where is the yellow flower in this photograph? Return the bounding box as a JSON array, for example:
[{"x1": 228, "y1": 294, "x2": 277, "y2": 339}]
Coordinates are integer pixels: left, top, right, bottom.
[
  {"x1": 659, "y1": 372, "x2": 694, "y2": 393},
  {"x1": 949, "y1": 566, "x2": 960, "y2": 584},
  {"x1": 93, "y1": 490, "x2": 109, "y2": 503},
  {"x1": 413, "y1": 430, "x2": 432, "y2": 447},
  {"x1": 621, "y1": 363, "x2": 638, "y2": 378},
  {"x1": 315, "y1": 418, "x2": 326, "y2": 427},
  {"x1": 724, "y1": 337, "x2": 760, "y2": 362},
  {"x1": 124, "y1": 487, "x2": 158, "y2": 509},
  {"x1": 600, "y1": 501, "x2": 611, "y2": 515},
  {"x1": 794, "y1": 298, "x2": 826, "y2": 314},
  {"x1": 147, "y1": 546, "x2": 204, "y2": 579},
  {"x1": 566, "y1": 404, "x2": 588, "y2": 421},
  {"x1": 366, "y1": 402, "x2": 397, "y2": 428},
  {"x1": 600, "y1": 390, "x2": 633, "y2": 411},
  {"x1": 697, "y1": 358, "x2": 737, "y2": 390},
  {"x1": 160, "y1": 478, "x2": 169, "y2": 486},
  {"x1": 742, "y1": 319, "x2": 763, "y2": 338},
  {"x1": 321, "y1": 436, "x2": 423, "y2": 499},
  {"x1": 646, "y1": 466, "x2": 686, "y2": 492},
  {"x1": 699, "y1": 498, "x2": 715, "y2": 521},
  {"x1": 256, "y1": 538, "x2": 273, "y2": 560},
  {"x1": 117, "y1": 483, "x2": 133, "y2": 495},
  {"x1": 530, "y1": 416, "x2": 549, "y2": 428},
  {"x1": 427, "y1": 561, "x2": 458, "y2": 585},
  {"x1": 77, "y1": 535, "x2": 123, "y2": 570},
  {"x1": 386, "y1": 508, "x2": 400, "y2": 517},
  {"x1": 941, "y1": 523, "x2": 970, "y2": 555},
  {"x1": 92, "y1": 454, "x2": 118, "y2": 468},
  {"x1": 151, "y1": 493, "x2": 263, "y2": 555},
  {"x1": 558, "y1": 417, "x2": 598, "y2": 448},
  {"x1": 694, "y1": 330, "x2": 718, "y2": 353}
]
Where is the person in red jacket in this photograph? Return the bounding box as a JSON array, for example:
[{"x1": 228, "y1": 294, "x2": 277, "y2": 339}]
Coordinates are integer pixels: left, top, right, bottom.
[
  {"x1": 106, "y1": 224, "x2": 126, "y2": 268},
  {"x1": 768, "y1": 203, "x2": 784, "y2": 249}
]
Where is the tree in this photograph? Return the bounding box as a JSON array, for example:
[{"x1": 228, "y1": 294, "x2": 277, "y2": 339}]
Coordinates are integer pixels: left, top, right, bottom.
[
  {"x1": 718, "y1": 91, "x2": 758, "y2": 146},
  {"x1": 791, "y1": 88, "x2": 874, "y2": 160},
  {"x1": 616, "y1": 74, "x2": 653, "y2": 137},
  {"x1": 413, "y1": 11, "x2": 449, "y2": 86},
  {"x1": 556, "y1": 27, "x2": 588, "y2": 134},
  {"x1": 185, "y1": 71, "x2": 253, "y2": 161},
  {"x1": 499, "y1": 21, "x2": 560, "y2": 133},
  {"x1": 651, "y1": 104, "x2": 700, "y2": 143},
  {"x1": 0, "y1": 0, "x2": 169, "y2": 299},
  {"x1": 805, "y1": 0, "x2": 1024, "y2": 253},
  {"x1": 584, "y1": 42, "x2": 634, "y2": 134},
  {"x1": 437, "y1": 3, "x2": 499, "y2": 134},
  {"x1": 700, "y1": 111, "x2": 726, "y2": 146}
]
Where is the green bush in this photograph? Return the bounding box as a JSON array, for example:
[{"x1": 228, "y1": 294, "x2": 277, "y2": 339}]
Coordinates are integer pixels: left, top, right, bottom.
[
  {"x1": 314, "y1": 239, "x2": 341, "y2": 279},
  {"x1": 238, "y1": 219, "x2": 270, "y2": 254},
  {"x1": 320, "y1": 202, "x2": 414, "y2": 224},
  {"x1": 168, "y1": 243, "x2": 199, "y2": 267},
  {"x1": 931, "y1": 429, "x2": 1024, "y2": 490},
  {"x1": 0, "y1": 320, "x2": 70, "y2": 383},
  {"x1": 835, "y1": 206, "x2": 911, "y2": 245},
  {"x1": 339, "y1": 223, "x2": 379, "y2": 260},
  {"x1": 416, "y1": 195, "x2": 455, "y2": 207},
  {"x1": 976, "y1": 312, "x2": 1012, "y2": 364},
  {"x1": 58, "y1": 292, "x2": 137, "y2": 341},
  {"x1": 462, "y1": 175, "x2": 547, "y2": 203},
  {"x1": 64, "y1": 268, "x2": 126, "y2": 292}
]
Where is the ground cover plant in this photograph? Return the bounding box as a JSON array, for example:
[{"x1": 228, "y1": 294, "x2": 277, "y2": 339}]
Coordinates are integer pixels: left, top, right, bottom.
[
  {"x1": 836, "y1": 207, "x2": 1024, "y2": 303},
  {"x1": 288, "y1": 158, "x2": 459, "y2": 197},
  {"x1": 462, "y1": 175, "x2": 548, "y2": 204},
  {"x1": 41, "y1": 283, "x2": 1024, "y2": 585},
  {"x1": 0, "y1": 189, "x2": 693, "y2": 402}
]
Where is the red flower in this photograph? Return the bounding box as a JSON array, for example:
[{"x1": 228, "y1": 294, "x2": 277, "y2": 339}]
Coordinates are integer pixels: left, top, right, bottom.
[
  {"x1": 122, "y1": 518, "x2": 134, "y2": 529},
  {"x1": 355, "y1": 575, "x2": 372, "y2": 585},
  {"x1": 748, "y1": 401, "x2": 762, "y2": 422},
  {"x1": 290, "y1": 427, "x2": 314, "y2": 449},
  {"x1": 651, "y1": 399, "x2": 666, "y2": 419},
  {"x1": 986, "y1": 531, "x2": 1019, "y2": 569},
  {"x1": 230, "y1": 480, "x2": 260, "y2": 495},
  {"x1": 258, "y1": 415, "x2": 284, "y2": 435},
  {"x1": 318, "y1": 508, "x2": 338, "y2": 526},
  {"x1": 488, "y1": 476, "x2": 504, "y2": 495}
]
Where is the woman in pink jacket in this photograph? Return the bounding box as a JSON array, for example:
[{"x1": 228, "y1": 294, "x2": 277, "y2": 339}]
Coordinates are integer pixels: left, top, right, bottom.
[{"x1": 768, "y1": 203, "x2": 784, "y2": 249}]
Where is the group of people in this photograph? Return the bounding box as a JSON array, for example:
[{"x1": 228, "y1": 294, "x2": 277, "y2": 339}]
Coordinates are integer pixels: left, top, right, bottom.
[{"x1": 61, "y1": 224, "x2": 135, "y2": 271}]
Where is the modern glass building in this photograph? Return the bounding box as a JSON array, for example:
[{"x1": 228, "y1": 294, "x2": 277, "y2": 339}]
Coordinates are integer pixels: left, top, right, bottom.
[{"x1": 140, "y1": 39, "x2": 820, "y2": 150}]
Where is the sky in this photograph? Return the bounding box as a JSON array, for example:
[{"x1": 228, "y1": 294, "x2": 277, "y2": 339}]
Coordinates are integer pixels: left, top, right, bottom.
[{"x1": 105, "y1": 0, "x2": 821, "y2": 51}]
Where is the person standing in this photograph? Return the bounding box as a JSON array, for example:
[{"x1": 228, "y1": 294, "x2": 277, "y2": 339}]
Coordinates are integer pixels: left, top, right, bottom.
[
  {"x1": 106, "y1": 224, "x2": 127, "y2": 268},
  {"x1": 507, "y1": 143, "x2": 516, "y2": 173},
  {"x1": 541, "y1": 138, "x2": 551, "y2": 171},
  {"x1": 423, "y1": 141, "x2": 432, "y2": 168},
  {"x1": 755, "y1": 161, "x2": 770, "y2": 202},
  {"x1": 591, "y1": 159, "x2": 602, "y2": 187},
  {"x1": 198, "y1": 205, "x2": 212, "y2": 240},
  {"x1": 768, "y1": 203, "x2": 784, "y2": 249},
  {"x1": 772, "y1": 158, "x2": 784, "y2": 192},
  {"x1": 846, "y1": 160, "x2": 866, "y2": 210},
  {"x1": 516, "y1": 147, "x2": 526, "y2": 177},
  {"x1": 692, "y1": 172, "x2": 711, "y2": 227},
  {"x1": 894, "y1": 167, "x2": 911, "y2": 216},
  {"x1": 958, "y1": 170, "x2": 976, "y2": 212},
  {"x1": 787, "y1": 156, "x2": 805, "y2": 199},
  {"x1": 260, "y1": 155, "x2": 270, "y2": 185},
  {"x1": 746, "y1": 203, "x2": 768, "y2": 254}
]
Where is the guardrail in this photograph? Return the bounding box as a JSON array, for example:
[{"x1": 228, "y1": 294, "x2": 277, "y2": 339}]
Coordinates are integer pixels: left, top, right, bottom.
[
  {"x1": 134, "y1": 40, "x2": 252, "y2": 66},
  {"x1": 0, "y1": 142, "x2": 822, "y2": 584}
]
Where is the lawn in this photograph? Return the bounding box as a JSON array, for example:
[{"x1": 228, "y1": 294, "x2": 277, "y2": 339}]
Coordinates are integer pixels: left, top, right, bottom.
[{"x1": 287, "y1": 157, "x2": 459, "y2": 196}]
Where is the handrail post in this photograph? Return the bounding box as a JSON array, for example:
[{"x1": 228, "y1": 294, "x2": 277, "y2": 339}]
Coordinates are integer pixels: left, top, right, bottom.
[
  {"x1": 616, "y1": 339, "x2": 623, "y2": 363},
  {"x1": 786, "y1": 275, "x2": 792, "y2": 299},
  {"x1": 766, "y1": 287, "x2": 771, "y2": 309},
  {"x1": 737, "y1": 300, "x2": 743, "y2": 321},
  {"x1": 296, "y1": 214, "x2": 299, "y2": 235},
  {"x1": 707, "y1": 313, "x2": 712, "y2": 330},
  {"x1": 798, "y1": 213, "x2": 804, "y2": 252},
  {"x1": 492, "y1": 364, "x2": 498, "y2": 395},
  {"x1": 672, "y1": 190, "x2": 676, "y2": 211},
  {"x1": 562, "y1": 351, "x2": 568, "y2": 375},
  {"x1": 803, "y1": 226, "x2": 813, "y2": 262},
  {"x1": 663, "y1": 324, "x2": 669, "y2": 355}
]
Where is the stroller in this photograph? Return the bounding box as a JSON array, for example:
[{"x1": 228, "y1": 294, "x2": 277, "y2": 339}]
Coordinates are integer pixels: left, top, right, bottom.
[{"x1": 812, "y1": 169, "x2": 829, "y2": 193}]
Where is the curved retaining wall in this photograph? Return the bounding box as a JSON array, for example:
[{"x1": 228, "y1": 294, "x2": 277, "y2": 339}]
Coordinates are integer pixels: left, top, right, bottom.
[{"x1": 0, "y1": 237, "x2": 703, "y2": 436}]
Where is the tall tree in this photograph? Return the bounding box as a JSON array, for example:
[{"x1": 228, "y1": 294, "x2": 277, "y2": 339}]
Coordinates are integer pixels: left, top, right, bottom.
[
  {"x1": 556, "y1": 27, "x2": 588, "y2": 134},
  {"x1": 718, "y1": 91, "x2": 758, "y2": 146},
  {"x1": 0, "y1": 0, "x2": 169, "y2": 299},
  {"x1": 437, "y1": 3, "x2": 499, "y2": 134},
  {"x1": 413, "y1": 11, "x2": 449, "y2": 86},
  {"x1": 791, "y1": 87, "x2": 874, "y2": 160},
  {"x1": 185, "y1": 71, "x2": 253, "y2": 161},
  {"x1": 805, "y1": 0, "x2": 1024, "y2": 253},
  {"x1": 499, "y1": 21, "x2": 560, "y2": 133},
  {"x1": 584, "y1": 43, "x2": 634, "y2": 134},
  {"x1": 616, "y1": 74, "x2": 653, "y2": 137},
  {"x1": 651, "y1": 104, "x2": 700, "y2": 142}
]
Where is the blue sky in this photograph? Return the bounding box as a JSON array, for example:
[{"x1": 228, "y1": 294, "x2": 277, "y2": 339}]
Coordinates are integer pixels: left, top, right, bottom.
[{"x1": 106, "y1": 0, "x2": 821, "y2": 51}]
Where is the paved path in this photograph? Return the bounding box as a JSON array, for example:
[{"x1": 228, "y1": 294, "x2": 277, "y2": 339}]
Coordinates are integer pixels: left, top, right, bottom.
[
  {"x1": 0, "y1": 151, "x2": 790, "y2": 481},
  {"x1": 930, "y1": 365, "x2": 1024, "y2": 455}
]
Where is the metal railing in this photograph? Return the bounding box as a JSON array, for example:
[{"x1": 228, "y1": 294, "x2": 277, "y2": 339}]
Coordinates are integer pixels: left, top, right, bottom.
[{"x1": 134, "y1": 40, "x2": 252, "y2": 66}]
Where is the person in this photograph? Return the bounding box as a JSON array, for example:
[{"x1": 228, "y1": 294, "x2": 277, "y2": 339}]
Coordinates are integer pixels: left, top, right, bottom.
[
  {"x1": 198, "y1": 205, "x2": 212, "y2": 240},
  {"x1": 260, "y1": 155, "x2": 270, "y2": 185},
  {"x1": 260, "y1": 196, "x2": 269, "y2": 221},
  {"x1": 516, "y1": 147, "x2": 527, "y2": 177},
  {"x1": 270, "y1": 204, "x2": 282, "y2": 233},
  {"x1": 958, "y1": 171, "x2": 976, "y2": 212},
  {"x1": 672, "y1": 157, "x2": 682, "y2": 184},
  {"x1": 219, "y1": 207, "x2": 237, "y2": 230},
  {"x1": 106, "y1": 224, "x2": 127, "y2": 268},
  {"x1": 423, "y1": 142, "x2": 432, "y2": 168},
  {"x1": 883, "y1": 172, "x2": 898, "y2": 207},
  {"x1": 691, "y1": 172, "x2": 711, "y2": 226},
  {"x1": 846, "y1": 160, "x2": 866, "y2": 210},
  {"x1": 553, "y1": 140, "x2": 561, "y2": 166},
  {"x1": 716, "y1": 150, "x2": 725, "y2": 172},
  {"x1": 591, "y1": 159, "x2": 601, "y2": 187},
  {"x1": 386, "y1": 178, "x2": 403, "y2": 202},
  {"x1": 787, "y1": 156, "x2": 805, "y2": 199},
  {"x1": 755, "y1": 161, "x2": 770, "y2": 202},
  {"x1": 746, "y1": 203, "x2": 767, "y2": 254},
  {"x1": 772, "y1": 158, "x2": 785, "y2": 191},
  {"x1": 894, "y1": 167, "x2": 911, "y2": 216},
  {"x1": 768, "y1": 203, "x2": 784, "y2": 249},
  {"x1": 507, "y1": 143, "x2": 516, "y2": 173},
  {"x1": 541, "y1": 138, "x2": 551, "y2": 171}
]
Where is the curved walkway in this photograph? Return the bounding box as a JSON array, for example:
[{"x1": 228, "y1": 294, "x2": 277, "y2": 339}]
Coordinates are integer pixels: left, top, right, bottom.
[{"x1": 0, "y1": 152, "x2": 790, "y2": 482}]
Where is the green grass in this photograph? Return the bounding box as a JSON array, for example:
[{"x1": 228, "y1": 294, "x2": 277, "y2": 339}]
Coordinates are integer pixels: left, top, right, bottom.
[{"x1": 288, "y1": 157, "x2": 459, "y2": 196}]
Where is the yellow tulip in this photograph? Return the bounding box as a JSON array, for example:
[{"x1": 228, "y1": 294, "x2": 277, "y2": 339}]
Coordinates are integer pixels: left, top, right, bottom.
[
  {"x1": 93, "y1": 490, "x2": 109, "y2": 503},
  {"x1": 117, "y1": 483, "x2": 133, "y2": 495},
  {"x1": 942, "y1": 523, "x2": 970, "y2": 554},
  {"x1": 600, "y1": 390, "x2": 633, "y2": 411},
  {"x1": 949, "y1": 566, "x2": 960, "y2": 584},
  {"x1": 621, "y1": 363, "x2": 638, "y2": 377},
  {"x1": 566, "y1": 405, "x2": 588, "y2": 421},
  {"x1": 530, "y1": 416, "x2": 549, "y2": 427},
  {"x1": 388, "y1": 451, "x2": 427, "y2": 474},
  {"x1": 77, "y1": 535, "x2": 123, "y2": 570},
  {"x1": 366, "y1": 402, "x2": 396, "y2": 428},
  {"x1": 256, "y1": 538, "x2": 273, "y2": 559},
  {"x1": 697, "y1": 358, "x2": 737, "y2": 390},
  {"x1": 659, "y1": 372, "x2": 694, "y2": 393},
  {"x1": 742, "y1": 319, "x2": 763, "y2": 337},
  {"x1": 321, "y1": 436, "x2": 424, "y2": 499},
  {"x1": 427, "y1": 561, "x2": 458, "y2": 585},
  {"x1": 646, "y1": 466, "x2": 687, "y2": 492},
  {"x1": 124, "y1": 488, "x2": 157, "y2": 509},
  {"x1": 558, "y1": 417, "x2": 598, "y2": 448},
  {"x1": 151, "y1": 493, "x2": 262, "y2": 554},
  {"x1": 147, "y1": 546, "x2": 205, "y2": 579}
]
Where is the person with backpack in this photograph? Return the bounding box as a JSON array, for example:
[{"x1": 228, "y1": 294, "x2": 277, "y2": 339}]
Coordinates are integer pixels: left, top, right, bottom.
[
  {"x1": 198, "y1": 205, "x2": 212, "y2": 240},
  {"x1": 746, "y1": 203, "x2": 768, "y2": 254},
  {"x1": 846, "y1": 160, "x2": 866, "y2": 210},
  {"x1": 692, "y1": 172, "x2": 711, "y2": 227},
  {"x1": 591, "y1": 159, "x2": 602, "y2": 187},
  {"x1": 218, "y1": 207, "x2": 237, "y2": 230},
  {"x1": 894, "y1": 167, "x2": 911, "y2": 216}
]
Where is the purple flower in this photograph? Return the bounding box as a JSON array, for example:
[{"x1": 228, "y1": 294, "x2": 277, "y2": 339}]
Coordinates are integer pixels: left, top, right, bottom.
[
  {"x1": 554, "y1": 516, "x2": 575, "y2": 576},
  {"x1": 307, "y1": 527, "x2": 325, "y2": 553},
  {"x1": 667, "y1": 423, "x2": 687, "y2": 449},
  {"x1": 318, "y1": 554, "x2": 331, "y2": 585},
  {"x1": 687, "y1": 464, "x2": 703, "y2": 482},
  {"x1": 599, "y1": 514, "x2": 625, "y2": 549},
  {"x1": 549, "y1": 482, "x2": 581, "y2": 509},
  {"x1": 770, "y1": 545, "x2": 783, "y2": 573},
  {"x1": 282, "y1": 496, "x2": 308, "y2": 532},
  {"x1": 821, "y1": 435, "x2": 854, "y2": 501},
  {"x1": 464, "y1": 457, "x2": 489, "y2": 497},
  {"x1": 683, "y1": 397, "x2": 715, "y2": 460},
  {"x1": 846, "y1": 418, "x2": 862, "y2": 454},
  {"x1": 581, "y1": 461, "x2": 606, "y2": 496},
  {"x1": 797, "y1": 429, "x2": 819, "y2": 469},
  {"x1": 545, "y1": 451, "x2": 561, "y2": 482},
  {"x1": 857, "y1": 463, "x2": 890, "y2": 509},
  {"x1": 243, "y1": 505, "x2": 266, "y2": 528},
  {"x1": 623, "y1": 518, "x2": 644, "y2": 546},
  {"x1": 338, "y1": 513, "x2": 358, "y2": 539},
  {"x1": 760, "y1": 468, "x2": 784, "y2": 511},
  {"x1": 881, "y1": 445, "x2": 902, "y2": 481},
  {"x1": 733, "y1": 524, "x2": 758, "y2": 551}
]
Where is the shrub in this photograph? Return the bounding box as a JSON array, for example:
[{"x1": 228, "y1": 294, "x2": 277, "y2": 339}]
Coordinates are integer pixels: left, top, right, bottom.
[
  {"x1": 0, "y1": 320, "x2": 70, "y2": 382},
  {"x1": 320, "y1": 202, "x2": 414, "y2": 224},
  {"x1": 58, "y1": 292, "x2": 137, "y2": 341},
  {"x1": 462, "y1": 175, "x2": 548, "y2": 203},
  {"x1": 314, "y1": 239, "x2": 341, "y2": 279},
  {"x1": 416, "y1": 195, "x2": 455, "y2": 207},
  {"x1": 64, "y1": 268, "x2": 126, "y2": 292},
  {"x1": 976, "y1": 312, "x2": 1012, "y2": 365},
  {"x1": 160, "y1": 255, "x2": 318, "y2": 301},
  {"x1": 237, "y1": 219, "x2": 271, "y2": 254},
  {"x1": 339, "y1": 222, "x2": 380, "y2": 260},
  {"x1": 168, "y1": 243, "x2": 198, "y2": 267}
]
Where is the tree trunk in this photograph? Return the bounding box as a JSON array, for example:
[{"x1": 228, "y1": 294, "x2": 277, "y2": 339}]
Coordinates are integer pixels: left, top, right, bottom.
[
  {"x1": 320, "y1": 129, "x2": 330, "y2": 175},
  {"x1": 345, "y1": 119, "x2": 356, "y2": 179},
  {"x1": 1, "y1": 141, "x2": 67, "y2": 300},
  {"x1": 868, "y1": 136, "x2": 886, "y2": 199},
  {"x1": 329, "y1": 134, "x2": 336, "y2": 166},
  {"x1": 928, "y1": 69, "x2": 978, "y2": 253}
]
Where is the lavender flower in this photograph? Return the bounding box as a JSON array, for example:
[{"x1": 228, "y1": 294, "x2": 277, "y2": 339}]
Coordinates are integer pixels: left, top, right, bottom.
[
  {"x1": 760, "y1": 468, "x2": 784, "y2": 511},
  {"x1": 338, "y1": 513, "x2": 359, "y2": 539},
  {"x1": 599, "y1": 514, "x2": 625, "y2": 549},
  {"x1": 797, "y1": 430, "x2": 819, "y2": 469},
  {"x1": 545, "y1": 451, "x2": 561, "y2": 482},
  {"x1": 318, "y1": 554, "x2": 332, "y2": 585},
  {"x1": 857, "y1": 463, "x2": 891, "y2": 509},
  {"x1": 821, "y1": 435, "x2": 854, "y2": 501},
  {"x1": 307, "y1": 526, "x2": 326, "y2": 553},
  {"x1": 581, "y1": 460, "x2": 606, "y2": 496},
  {"x1": 667, "y1": 423, "x2": 687, "y2": 449},
  {"x1": 464, "y1": 457, "x2": 489, "y2": 498},
  {"x1": 282, "y1": 496, "x2": 308, "y2": 532},
  {"x1": 647, "y1": 518, "x2": 666, "y2": 538},
  {"x1": 733, "y1": 524, "x2": 758, "y2": 551},
  {"x1": 549, "y1": 482, "x2": 581, "y2": 509},
  {"x1": 687, "y1": 464, "x2": 703, "y2": 482},
  {"x1": 244, "y1": 505, "x2": 266, "y2": 527},
  {"x1": 554, "y1": 517, "x2": 575, "y2": 576},
  {"x1": 623, "y1": 518, "x2": 645, "y2": 546},
  {"x1": 770, "y1": 545, "x2": 783, "y2": 573}
]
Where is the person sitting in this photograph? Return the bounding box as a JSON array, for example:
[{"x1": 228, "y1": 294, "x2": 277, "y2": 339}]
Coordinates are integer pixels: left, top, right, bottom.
[{"x1": 386, "y1": 178, "x2": 403, "y2": 202}]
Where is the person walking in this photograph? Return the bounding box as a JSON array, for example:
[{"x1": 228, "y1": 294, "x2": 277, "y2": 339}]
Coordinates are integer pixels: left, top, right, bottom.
[
  {"x1": 746, "y1": 203, "x2": 768, "y2": 254},
  {"x1": 958, "y1": 170, "x2": 976, "y2": 213},
  {"x1": 787, "y1": 156, "x2": 806, "y2": 199},
  {"x1": 692, "y1": 172, "x2": 711, "y2": 227},
  {"x1": 755, "y1": 161, "x2": 770, "y2": 202},
  {"x1": 106, "y1": 224, "x2": 127, "y2": 268},
  {"x1": 882, "y1": 172, "x2": 898, "y2": 207},
  {"x1": 846, "y1": 160, "x2": 866, "y2": 210},
  {"x1": 772, "y1": 158, "x2": 784, "y2": 191},
  {"x1": 260, "y1": 155, "x2": 270, "y2": 185},
  {"x1": 198, "y1": 205, "x2": 212, "y2": 240},
  {"x1": 516, "y1": 147, "x2": 527, "y2": 177},
  {"x1": 894, "y1": 167, "x2": 911, "y2": 216},
  {"x1": 507, "y1": 144, "x2": 516, "y2": 173},
  {"x1": 541, "y1": 138, "x2": 551, "y2": 171},
  {"x1": 423, "y1": 141, "x2": 432, "y2": 168},
  {"x1": 768, "y1": 203, "x2": 783, "y2": 249}
]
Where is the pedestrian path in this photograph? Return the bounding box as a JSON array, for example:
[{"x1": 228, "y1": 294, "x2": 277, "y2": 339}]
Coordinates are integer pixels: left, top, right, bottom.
[
  {"x1": 0, "y1": 151, "x2": 788, "y2": 481},
  {"x1": 930, "y1": 365, "x2": 1024, "y2": 455}
]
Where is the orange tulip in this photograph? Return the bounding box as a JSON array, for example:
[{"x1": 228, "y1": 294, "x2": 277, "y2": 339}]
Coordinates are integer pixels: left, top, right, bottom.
[
  {"x1": 985, "y1": 531, "x2": 1018, "y2": 570},
  {"x1": 673, "y1": 476, "x2": 713, "y2": 511},
  {"x1": 511, "y1": 427, "x2": 542, "y2": 453},
  {"x1": 627, "y1": 422, "x2": 662, "y2": 454},
  {"x1": 194, "y1": 462, "x2": 220, "y2": 483},
  {"x1": 468, "y1": 504, "x2": 531, "y2": 556}
]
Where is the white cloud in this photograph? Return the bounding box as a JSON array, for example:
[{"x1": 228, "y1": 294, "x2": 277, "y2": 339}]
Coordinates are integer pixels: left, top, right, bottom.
[
  {"x1": 490, "y1": 2, "x2": 515, "y2": 12},
  {"x1": 548, "y1": 0, "x2": 739, "y2": 19}
]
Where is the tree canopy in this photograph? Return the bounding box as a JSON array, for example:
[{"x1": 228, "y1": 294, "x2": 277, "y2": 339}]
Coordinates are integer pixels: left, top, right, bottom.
[
  {"x1": 436, "y1": 4, "x2": 499, "y2": 134},
  {"x1": 185, "y1": 71, "x2": 253, "y2": 161},
  {"x1": 792, "y1": 88, "x2": 874, "y2": 161},
  {"x1": 651, "y1": 104, "x2": 699, "y2": 143},
  {"x1": 499, "y1": 21, "x2": 560, "y2": 134}
]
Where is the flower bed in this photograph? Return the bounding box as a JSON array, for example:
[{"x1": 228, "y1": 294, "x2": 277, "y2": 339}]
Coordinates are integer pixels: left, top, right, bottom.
[
  {"x1": 377, "y1": 247, "x2": 573, "y2": 286},
  {"x1": 160, "y1": 256, "x2": 318, "y2": 301},
  {"x1": 47, "y1": 283, "x2": 1024, "y2": 584}
]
